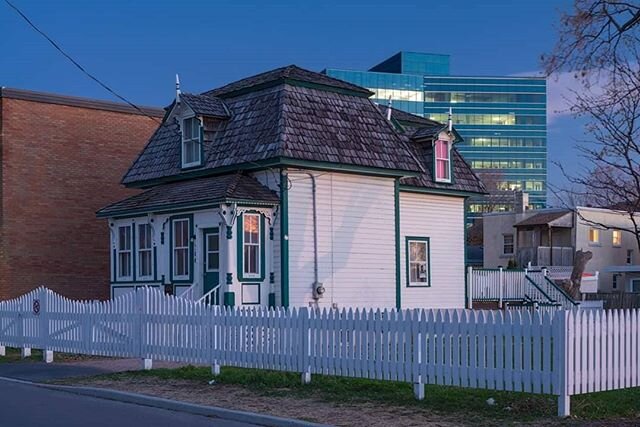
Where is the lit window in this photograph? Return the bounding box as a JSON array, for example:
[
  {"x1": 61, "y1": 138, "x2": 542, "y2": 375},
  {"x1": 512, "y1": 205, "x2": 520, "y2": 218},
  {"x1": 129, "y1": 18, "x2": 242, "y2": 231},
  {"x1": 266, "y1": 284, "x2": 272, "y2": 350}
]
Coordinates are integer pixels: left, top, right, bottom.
[
  {"x1": 612, "y1": 230, "x2": 622, "y2": 247},
  {"x1": 117, "y1": 225, "x2": 132, "y2": 280},
  {"x1": 434, "y1": 139, "x2": 451, "y2": 182},
  {"x1": 172, "y1": 218, "x2": 190, "y2": 279},
  {"x1": 138, "y1": 224, "x2": 153, "y2": 279},
  {"x1": 588, "y1": 228, "x2": 600, "y2": 244},
  {"x1": 503, "y1": 234, "x2": 514, "y2": 255},
  {"x1": 243, "y1": 214, "x2": 261, "y2": 277},
  {"x1": 182, "y1": 117, "x2": 201, "y2": 168},
  {"x1": 407, "y1": 238, "x2": 430, "y2": 286}
]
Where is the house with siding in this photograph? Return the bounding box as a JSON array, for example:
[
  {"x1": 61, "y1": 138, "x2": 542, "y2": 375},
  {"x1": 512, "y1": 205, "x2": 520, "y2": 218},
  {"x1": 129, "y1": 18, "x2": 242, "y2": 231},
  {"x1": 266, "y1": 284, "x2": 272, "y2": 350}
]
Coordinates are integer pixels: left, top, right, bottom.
[
  {"x1": 97, "y1": 66, "x2": 485, "y2": 309},
  {"x1": 483, "y1": 206, "x2": 639, "y2": 293}
]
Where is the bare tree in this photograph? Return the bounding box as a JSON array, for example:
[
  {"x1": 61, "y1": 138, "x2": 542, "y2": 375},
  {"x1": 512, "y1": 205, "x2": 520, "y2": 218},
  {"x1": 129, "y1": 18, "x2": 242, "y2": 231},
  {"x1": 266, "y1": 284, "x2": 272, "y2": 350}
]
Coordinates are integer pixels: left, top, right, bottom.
[
  {"x1": 546, "y1": 1, "x2": 640, "y2": 252},
  {"x1": 552, "y1": 54, "x2": 640, "y2": 252},
  {"x1": 543, "y1": 0, "x2": 640, "y2": 87}
]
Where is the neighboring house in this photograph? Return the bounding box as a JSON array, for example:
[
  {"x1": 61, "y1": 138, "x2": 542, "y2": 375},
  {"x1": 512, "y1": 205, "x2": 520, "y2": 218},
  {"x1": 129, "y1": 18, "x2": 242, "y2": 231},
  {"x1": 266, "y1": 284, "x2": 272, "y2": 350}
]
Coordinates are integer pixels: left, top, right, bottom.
[
  {"x1": 97, "y1": 65, "x2": 486, "y2": 309},
  {"x1": 0, "y1": 87, "x2": 162, "y2": 301},
  {"x1": 483, "y1": 205, "x2": 638, "y2": 292}
]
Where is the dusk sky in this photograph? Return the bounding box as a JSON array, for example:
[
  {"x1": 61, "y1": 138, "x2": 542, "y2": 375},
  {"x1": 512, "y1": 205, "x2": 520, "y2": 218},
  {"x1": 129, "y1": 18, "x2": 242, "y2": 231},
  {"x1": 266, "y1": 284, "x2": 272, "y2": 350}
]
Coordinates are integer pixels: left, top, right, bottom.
[{"x1": 1, "y1": 0, "x2": 586, "y2": 199}]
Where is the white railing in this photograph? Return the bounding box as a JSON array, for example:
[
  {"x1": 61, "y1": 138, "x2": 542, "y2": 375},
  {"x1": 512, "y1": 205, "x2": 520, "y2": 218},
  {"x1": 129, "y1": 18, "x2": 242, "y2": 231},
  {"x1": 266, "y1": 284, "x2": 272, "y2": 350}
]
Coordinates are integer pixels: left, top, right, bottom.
[
  {"x1": 197, "y1": 284, "x2": 221, "y2": 305},
  {"x1": 527, "y1": 271, "x2": 578, "y2": 310},
  {"x1": 177, "y1": 283, "x2": 198, "y2": 301},
  {"x1": 1, "y1": 287, "x2": 639, "y2": 417}
]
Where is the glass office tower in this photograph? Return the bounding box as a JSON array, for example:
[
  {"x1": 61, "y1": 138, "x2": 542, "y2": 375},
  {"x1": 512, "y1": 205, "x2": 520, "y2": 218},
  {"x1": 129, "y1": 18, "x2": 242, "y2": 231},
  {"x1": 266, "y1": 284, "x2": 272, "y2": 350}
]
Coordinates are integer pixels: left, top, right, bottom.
[{"x1": 325, "y1": 52, "x2": 547, "y2": 223}]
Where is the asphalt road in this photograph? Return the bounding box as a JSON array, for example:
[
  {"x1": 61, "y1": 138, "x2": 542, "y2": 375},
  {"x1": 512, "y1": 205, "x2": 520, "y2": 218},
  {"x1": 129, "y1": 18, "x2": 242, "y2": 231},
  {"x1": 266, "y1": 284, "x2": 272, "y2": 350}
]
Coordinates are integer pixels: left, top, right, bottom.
[{"x1": 0, "y1": 379, "x2": 259, "y2": 427}]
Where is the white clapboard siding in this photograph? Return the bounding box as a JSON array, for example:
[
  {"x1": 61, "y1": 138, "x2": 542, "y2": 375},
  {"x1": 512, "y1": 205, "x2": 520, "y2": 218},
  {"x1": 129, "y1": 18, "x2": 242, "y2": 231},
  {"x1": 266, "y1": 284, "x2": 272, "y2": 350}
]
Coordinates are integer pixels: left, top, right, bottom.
[
  {"x1": 2, "y1": 287, "x2": 640, "y2": 418},
  {"x1": 400, "y1": 192, "x2": 465, "y2": 309},
  {"x1": 286, "y1": 171, "x2": 396, "y2": 308},
  {"x1": 252, "y1": 171, "x2": 282, "y2": 304}
]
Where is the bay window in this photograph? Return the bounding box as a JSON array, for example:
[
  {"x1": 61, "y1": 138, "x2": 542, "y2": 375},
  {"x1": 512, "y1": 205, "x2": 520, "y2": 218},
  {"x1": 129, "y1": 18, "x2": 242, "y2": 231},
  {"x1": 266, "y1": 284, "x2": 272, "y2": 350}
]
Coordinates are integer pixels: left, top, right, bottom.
[
  {"x1": 138, "y1": 223, "x2": 153, "y2": 279},
  {"x1": 172, "y1": 217, "x2": 191, "y2": 280},
  {"x1": 243, "y1": 214, "x2": 261, "y2": 278},
  {"x1": 116, "y1": 225, "x2": 132, "y2": 280}
]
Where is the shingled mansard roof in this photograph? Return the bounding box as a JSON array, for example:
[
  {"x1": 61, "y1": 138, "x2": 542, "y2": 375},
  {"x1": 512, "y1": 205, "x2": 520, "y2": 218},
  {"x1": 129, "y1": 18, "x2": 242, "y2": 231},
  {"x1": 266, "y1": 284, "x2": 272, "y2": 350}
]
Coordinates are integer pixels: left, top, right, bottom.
[
  {"x1": 97, "y1": 173, "x2": 278, "y2": 217},
  {"x1": 178, "y1": 93, "x2": 230, "y2": 118},
  {"x1": 119, "y1": 65, "x2": 485, "y2": 198}
]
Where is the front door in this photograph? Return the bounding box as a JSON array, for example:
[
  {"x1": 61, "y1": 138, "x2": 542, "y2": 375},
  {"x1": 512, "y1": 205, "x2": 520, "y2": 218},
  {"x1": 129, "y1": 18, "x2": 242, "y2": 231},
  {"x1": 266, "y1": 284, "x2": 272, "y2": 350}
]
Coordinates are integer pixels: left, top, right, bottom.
[{"x1": 202, "y1": 228, "x2": 220, "y2": 304}]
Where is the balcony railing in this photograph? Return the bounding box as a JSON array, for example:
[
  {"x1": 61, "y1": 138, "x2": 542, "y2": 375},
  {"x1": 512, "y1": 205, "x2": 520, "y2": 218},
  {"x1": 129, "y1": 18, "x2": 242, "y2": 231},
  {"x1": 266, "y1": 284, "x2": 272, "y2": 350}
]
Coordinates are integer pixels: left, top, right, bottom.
[{"x1": 517, "y1": 246, "x2": 574, "y2": 267}]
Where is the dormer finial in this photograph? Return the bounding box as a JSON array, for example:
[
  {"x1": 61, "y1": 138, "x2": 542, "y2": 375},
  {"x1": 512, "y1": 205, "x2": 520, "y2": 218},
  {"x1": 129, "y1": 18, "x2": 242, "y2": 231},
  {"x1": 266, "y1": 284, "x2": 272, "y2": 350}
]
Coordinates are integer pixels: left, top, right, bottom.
[
  {"x1": 175, "y1": 74, "x2": 181, "y2": 103},
  {"x1": 386, "y1": 97, "x2": 392, "y2": 121},
  {"x1": 447, "y1": 107, "x2": 453, "y2": 133}
]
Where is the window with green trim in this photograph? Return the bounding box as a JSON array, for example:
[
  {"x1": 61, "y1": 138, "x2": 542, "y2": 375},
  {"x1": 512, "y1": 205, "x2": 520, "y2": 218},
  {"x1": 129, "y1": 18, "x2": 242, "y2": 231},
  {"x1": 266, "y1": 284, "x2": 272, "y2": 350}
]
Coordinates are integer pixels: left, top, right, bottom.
[
  {"x1": 172, "y1": 218, "x2": 190, "y2": 279},
  {"x1": 407, "y1": 238, "x2": 430, "y2": 286},
  {"x1": 138, "y1": 223, "x2": 153, "y2": 279},
  {"x1": 117, "y1": 225, "x2": 132, "y2": 280},
  {"x1": 243, "y1": 213, "x2": 261, "y2": 278},
  {"x1": 182, "y1": 117, "x2": 201, "y2": 168}
]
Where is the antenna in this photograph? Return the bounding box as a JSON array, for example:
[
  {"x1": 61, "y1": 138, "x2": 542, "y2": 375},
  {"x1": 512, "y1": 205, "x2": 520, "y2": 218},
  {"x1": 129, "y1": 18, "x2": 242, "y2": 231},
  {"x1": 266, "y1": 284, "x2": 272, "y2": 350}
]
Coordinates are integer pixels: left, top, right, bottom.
[
  {"x1": 175, "y1": 74, "x2": 181, "y2": 103},
  {"x1": 386, "y1": 97, "x2": 392, "y2": 121},
  {"x1": 447, "y1": 107, "x2": 453, "y2": 133}
]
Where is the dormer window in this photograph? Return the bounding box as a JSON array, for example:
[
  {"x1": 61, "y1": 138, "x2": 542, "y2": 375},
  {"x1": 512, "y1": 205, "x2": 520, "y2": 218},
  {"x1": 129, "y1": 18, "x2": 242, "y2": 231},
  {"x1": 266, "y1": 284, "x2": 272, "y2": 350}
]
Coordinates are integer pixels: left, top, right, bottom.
[
  {"x1": 182, "y1": 116, "x2": 202, "y2": 168},
  {"x1": 434, "y1": 139, "x2": 452, "y2": 183}
]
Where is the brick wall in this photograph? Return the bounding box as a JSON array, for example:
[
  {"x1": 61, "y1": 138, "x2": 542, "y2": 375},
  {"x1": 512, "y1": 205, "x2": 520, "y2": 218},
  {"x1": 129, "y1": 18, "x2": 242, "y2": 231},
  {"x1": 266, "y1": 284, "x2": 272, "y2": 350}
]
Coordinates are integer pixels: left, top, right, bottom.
[{"x1": 0, "y1": 94, "x2": 161, "y2": 300}]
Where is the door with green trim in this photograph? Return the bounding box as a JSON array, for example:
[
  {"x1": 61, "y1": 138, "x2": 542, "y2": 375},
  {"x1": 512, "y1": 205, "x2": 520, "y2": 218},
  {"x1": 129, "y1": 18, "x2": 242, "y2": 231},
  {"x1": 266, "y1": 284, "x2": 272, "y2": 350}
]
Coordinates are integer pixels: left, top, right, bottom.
[{"x1": 202, "y1": 228, "x2": 220, "y2": 304}]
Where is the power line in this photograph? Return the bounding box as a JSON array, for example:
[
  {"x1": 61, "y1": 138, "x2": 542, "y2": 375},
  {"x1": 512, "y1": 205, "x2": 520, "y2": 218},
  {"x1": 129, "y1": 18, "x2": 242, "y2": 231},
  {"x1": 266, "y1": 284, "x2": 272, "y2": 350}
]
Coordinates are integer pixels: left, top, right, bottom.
[{"x1": 4, "y1": 0, "x2": 161, "y2": 124}]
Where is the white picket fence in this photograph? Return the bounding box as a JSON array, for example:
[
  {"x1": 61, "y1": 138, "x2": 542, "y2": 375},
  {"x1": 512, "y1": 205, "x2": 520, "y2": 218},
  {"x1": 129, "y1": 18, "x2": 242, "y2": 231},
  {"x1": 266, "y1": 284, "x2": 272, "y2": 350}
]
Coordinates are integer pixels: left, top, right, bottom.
[{"x1": 1, "y1": 287, "x2": 639, "y2": 416}]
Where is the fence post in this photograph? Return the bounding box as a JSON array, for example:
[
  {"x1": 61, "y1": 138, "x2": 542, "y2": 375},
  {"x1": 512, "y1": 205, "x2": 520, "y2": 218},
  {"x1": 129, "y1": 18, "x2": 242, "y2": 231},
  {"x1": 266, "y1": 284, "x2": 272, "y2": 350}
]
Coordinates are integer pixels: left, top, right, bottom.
[
  {"x1": 498, "y1": 267, "x2": 504, "y2": 309},
  {"x1": 19, "y1": 300, "x2": 30, "y2": 358},
  {"x1": 136, "y1": 289, "x2": 152, "y2": 370},
  {"x1": 467, "y1": 266, "x2": 473, "y2": 309},
  {"x1": 300, "y1": 307, "x2": 311, "y2": 384},
  {"x1": 412, "y1": 310, "x2": 425, "y2": 400},
  {"x1": 554, "y1": 310, "x2": 570, "y2": 417},
  {"x1": 211, "y1": 305, "x2": 220, "y2": 376},
  {"x1": 0, "y1": 346, "x2": 5, "y2": 357},
  {"x1": 39, "y1": 289, "x2": 53, "y2": 363}
]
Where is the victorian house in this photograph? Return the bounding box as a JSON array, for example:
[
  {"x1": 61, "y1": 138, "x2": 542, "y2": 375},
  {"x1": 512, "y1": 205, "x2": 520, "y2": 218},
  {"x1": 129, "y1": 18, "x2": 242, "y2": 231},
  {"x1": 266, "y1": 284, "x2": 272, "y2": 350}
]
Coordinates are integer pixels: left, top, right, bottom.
[{"x1": 97, "y1": 66, "x2": 485, "y2": 309}]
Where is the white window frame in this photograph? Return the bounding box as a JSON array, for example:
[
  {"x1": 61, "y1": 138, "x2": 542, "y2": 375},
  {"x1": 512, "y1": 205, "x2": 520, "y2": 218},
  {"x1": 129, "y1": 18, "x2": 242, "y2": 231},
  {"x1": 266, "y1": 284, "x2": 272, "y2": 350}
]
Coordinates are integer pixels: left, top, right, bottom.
[
  {"x1": 627, "y1": 249, "x2": 634, "y2": 265},
  {"x1": 243, "y1": 213, "x2": 261, "y2": 278},
  {"x1": 630, "y1": 278, "x2": 640, "y2": 293},
  {"x1": 588, "y1": 228, "x2": 600, "y2": 245},
  {"x1": 137, "y1": 223, "x2": 153, "y2": 280},
  {"x1": 407, "y1": 238, "x2": 430, "y2": 287},
  {"x1": 612, "y1": 230, "x2": 622, "y2": 247},
  {"x1": 116, "y1": 225, "x2": 133, "y2": 280},
  {"x1": 503, "y1": 234, "x2": 514, "y2": 256},
  {"x1": 181, "y1": 116, "x2": 201, "y2": 168},
  {"x1": 172, "y1": 218, "x2": 191, "y2": 280},
  {"x1": 434, "y1": 139, "x2": 452, "y2": 183}
]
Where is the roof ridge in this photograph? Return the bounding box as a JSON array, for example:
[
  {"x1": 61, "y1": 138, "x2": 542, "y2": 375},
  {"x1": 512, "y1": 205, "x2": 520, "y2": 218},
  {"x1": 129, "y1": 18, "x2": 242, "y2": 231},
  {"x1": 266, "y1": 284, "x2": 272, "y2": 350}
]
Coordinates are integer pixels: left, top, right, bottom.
[{"x1": 225, "y1": 172, "x2": 243, "y2": 198}]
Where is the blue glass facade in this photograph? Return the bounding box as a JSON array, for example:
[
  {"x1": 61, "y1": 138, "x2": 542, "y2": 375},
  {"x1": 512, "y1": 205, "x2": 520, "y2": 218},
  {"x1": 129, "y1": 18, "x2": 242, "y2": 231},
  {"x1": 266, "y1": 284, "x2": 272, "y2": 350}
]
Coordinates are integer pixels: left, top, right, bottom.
[{"x1": 325, "y1": 52, "x2": 547, "y2": 222}]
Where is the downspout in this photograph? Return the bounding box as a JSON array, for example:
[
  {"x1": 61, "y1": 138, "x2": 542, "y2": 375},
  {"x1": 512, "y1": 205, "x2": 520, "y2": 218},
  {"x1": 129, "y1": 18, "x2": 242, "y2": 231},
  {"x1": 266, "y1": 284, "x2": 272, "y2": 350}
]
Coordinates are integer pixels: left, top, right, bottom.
[{"x1": 303, "y1": 172, "x2": 324, "y2": 301}]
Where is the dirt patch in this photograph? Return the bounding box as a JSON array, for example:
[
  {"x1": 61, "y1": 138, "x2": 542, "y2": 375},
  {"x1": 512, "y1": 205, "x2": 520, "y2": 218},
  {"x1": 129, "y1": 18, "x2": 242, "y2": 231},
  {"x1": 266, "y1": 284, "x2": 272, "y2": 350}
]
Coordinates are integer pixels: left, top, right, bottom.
[{"x1": 64, "y1": 376, "x2": 475, "y2": 426}]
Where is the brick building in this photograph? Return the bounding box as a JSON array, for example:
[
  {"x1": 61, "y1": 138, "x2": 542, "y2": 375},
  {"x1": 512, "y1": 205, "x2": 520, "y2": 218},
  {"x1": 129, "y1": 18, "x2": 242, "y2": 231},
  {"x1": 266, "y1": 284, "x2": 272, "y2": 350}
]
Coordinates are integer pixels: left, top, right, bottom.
[{"x1": 0, "y1": 87, "x2": 162, "y2": 300}]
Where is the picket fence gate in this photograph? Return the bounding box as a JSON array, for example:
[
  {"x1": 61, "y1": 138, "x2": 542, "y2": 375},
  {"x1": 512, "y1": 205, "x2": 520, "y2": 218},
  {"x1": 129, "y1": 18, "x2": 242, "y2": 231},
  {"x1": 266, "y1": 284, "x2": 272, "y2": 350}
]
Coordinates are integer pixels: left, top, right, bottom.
[{"x1": 0, "y1": 287, "x2": 639, "y2": 417}]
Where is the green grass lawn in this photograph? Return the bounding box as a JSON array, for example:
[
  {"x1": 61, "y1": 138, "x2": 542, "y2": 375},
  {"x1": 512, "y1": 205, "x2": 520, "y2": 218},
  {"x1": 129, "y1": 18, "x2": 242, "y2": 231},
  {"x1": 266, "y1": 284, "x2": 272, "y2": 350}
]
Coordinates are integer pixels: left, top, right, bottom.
[{"x1": 96, "y1": 365, "x2": 640, "y2": 424}]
